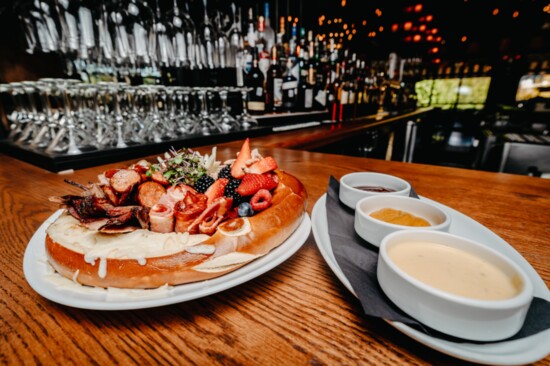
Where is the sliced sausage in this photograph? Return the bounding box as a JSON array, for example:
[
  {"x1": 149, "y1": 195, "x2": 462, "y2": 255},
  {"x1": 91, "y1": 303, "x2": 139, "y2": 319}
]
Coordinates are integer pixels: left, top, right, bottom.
[
  {"x1": 110, "y1": 169, "x2": 141, "y2": 193},
  {"x1": 137, "y1": 181, "x2": 166, "y2": 209}
]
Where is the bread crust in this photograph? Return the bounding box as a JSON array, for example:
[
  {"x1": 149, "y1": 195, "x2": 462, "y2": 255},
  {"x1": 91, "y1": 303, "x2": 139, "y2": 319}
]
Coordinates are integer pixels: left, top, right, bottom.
[{"x1": 45, "y1": 170, "x2": 307, "y2": 289}]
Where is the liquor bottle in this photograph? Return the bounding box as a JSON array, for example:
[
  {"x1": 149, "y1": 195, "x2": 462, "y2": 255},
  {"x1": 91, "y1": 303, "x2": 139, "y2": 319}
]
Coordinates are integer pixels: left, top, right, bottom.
[
  {"x1": 307, "y1": 35, "x2": 319, "y2": 110},
  {"x1": 265, "y1": 45, "x2": 283, "y2": 113},
  {"x1": 242, "y1": 8, "x2": 256, "y2": 74},
  {"x1": 246, "y1": 48, "x2": 266, "y2": 115},
  {"x1": 275, "y1": 32, "x2": 287, "y2": 68},
  {"x1": 263, "y1": 2, "x2": 275, "y2": 52},
  {"x1": 288, "y1": 23, "x2": 299, "y2": 79},
  {"x1": 257, "y1": 16, "x2": 270, "y2": 79},
  {"x1": 282, "y1": 57, "x2": 298, "y2": 112},
  {"x1": 297, "y1": 48, "x2": 313, "y2": 111},
  {"x1": 339, "y1": 60, "x2": 350, "y2": 120},
  {"x1": 328, "y1": 61, "x2": 341, "y2": 121}
]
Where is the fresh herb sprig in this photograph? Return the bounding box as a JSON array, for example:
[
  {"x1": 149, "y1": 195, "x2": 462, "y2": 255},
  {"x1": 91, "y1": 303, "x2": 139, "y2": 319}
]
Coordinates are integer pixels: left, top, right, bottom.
[{"x1": 147, "y1": 147, "x2": 207, "y2": 186}]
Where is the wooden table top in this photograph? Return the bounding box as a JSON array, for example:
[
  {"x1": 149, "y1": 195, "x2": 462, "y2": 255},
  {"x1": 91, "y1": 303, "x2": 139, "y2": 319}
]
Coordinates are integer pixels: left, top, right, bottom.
[{"x1": 1, "y1": 139, "x2": 549, "y2": 365}]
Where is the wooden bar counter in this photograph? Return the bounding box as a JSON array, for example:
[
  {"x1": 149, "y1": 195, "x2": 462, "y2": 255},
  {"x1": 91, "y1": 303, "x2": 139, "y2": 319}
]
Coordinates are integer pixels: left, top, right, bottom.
[{"x1": 1, "y1": 139, "x2": 549, "y2": 365}]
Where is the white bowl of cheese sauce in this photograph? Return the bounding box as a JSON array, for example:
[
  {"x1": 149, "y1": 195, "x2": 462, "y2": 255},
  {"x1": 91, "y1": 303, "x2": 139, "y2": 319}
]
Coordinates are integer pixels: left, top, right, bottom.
[{"x1": 377, "y1": 230, "x2": 534, "y2": 341}]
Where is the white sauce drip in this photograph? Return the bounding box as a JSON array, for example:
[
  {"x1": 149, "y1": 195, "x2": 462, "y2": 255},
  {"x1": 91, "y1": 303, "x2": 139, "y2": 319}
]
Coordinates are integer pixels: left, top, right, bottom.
[{"x1": 47, "y1": 213, "x2": 210, "y2": 279}]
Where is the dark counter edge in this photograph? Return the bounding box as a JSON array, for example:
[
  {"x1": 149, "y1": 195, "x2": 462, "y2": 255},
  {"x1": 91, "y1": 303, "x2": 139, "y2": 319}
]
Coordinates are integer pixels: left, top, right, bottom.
[
  {"x1": 0, "y1": 126, "x2": 275, "y2": 172},
  {"x1": 0, "y1": 108, "x2": 433, "y2": 172}
]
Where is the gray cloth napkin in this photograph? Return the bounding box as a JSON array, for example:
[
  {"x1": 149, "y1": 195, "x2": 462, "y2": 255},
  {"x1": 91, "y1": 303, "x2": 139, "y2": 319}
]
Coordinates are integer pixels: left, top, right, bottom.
[{"x1": 325, "y1": 175, "x2": 550, "y2": 343}]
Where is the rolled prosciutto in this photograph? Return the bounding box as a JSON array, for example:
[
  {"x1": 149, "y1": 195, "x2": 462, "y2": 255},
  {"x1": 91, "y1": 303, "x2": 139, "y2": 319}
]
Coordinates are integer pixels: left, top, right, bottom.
[{"x1": 149, "y1": 203, "x2": 174, "y2": 233}]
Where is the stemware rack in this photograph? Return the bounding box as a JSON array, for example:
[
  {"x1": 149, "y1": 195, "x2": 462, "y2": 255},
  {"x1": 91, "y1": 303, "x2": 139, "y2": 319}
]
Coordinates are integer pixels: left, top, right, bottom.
[{"x1": 0, "y1": 110, "x2": 329, "y2": 172}]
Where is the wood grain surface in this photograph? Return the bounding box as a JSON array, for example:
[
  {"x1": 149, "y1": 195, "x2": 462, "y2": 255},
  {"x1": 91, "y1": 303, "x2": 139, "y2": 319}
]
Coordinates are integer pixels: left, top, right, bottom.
[{"x1": 1, "y1": 139, "x2": 549, "y2": 366}]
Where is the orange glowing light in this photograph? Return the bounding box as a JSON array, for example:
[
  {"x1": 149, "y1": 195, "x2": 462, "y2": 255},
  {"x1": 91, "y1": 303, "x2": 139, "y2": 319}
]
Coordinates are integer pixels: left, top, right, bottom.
[
  {"x1": 375, "y1": 8, "x2": 382, "y2": 16},
  {"x1": 341, "y1": 0, "x2": 346, "y2": 7},
  {"x1": 413, "y1": 34, "x2": 422, "y2": 42},
  {"x1": 414, "y1": 4, "x2": 423, "y2": 12},
  {"x1": 512, "y1": 11, "x2": 519, "y2": 18},
  {"x1": 392, "y1": 24, "x2": 399, "y2": 32},
  {"x1": 461, "y1": 36, "x2": 467, "y2": 42},
  {"x1": 431, "y1": 47, "x2": 439, "y2": 53},
  {"x1": 343, "y1": 24, "x2": 348, "y2": 30},
  {"x1": 434, "y1": 58, "x2": 441, "y2": 64},
  {"x1": 404, "y1": 22, "x2": 413, "y2": 31},
  {"x1": 492, "y1": 8, "x2": 499, "y2": 15},
  {"x1": 426, "y1": 15, "x2": 433, "y2": 22},
  {"x1": 362, "y1": 20, "x2": 367, "y2": 26},
  {"x1": 426, "y1": 35, "x2": 433, "y2": 41},
  {"x1": 419, "y1": 24, "x2": 426, "y2": 31},
  {"x1": 431, "y1": 28, "x2": 438, "y2": 34},
  {"x1": 436, "y1": 36, "x2": 442, "y2": 42}
]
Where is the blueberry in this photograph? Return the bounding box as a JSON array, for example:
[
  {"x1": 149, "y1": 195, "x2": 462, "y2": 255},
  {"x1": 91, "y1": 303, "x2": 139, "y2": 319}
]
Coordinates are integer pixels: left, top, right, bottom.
[{"x1": 238, "y1": 202, "x2": 254, "y2": 217}]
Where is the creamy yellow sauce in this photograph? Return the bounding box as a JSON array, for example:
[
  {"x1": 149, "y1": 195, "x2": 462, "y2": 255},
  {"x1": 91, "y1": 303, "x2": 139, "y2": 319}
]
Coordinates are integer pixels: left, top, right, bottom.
[
  {"x1": 388, "y1": 241, "x2": 522, "y2": 300},
  {"x1": 370, "y1": 208, "x2": 430, "y2": 227}
]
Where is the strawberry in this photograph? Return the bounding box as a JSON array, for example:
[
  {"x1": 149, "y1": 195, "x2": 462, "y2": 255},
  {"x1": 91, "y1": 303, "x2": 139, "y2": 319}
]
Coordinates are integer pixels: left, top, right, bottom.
[
  {"x1": 248, "y1": 156, "x2": 278, "y2": 175},
  {"x1": 236, "y1": 173, "x2": 277, "y2": 196},
  {"x1": 250, "y1": 189, "x2": 273, "y2": 212},
  {"x1": 231, "y1": 138, "x2": 251, "y2": 179},
  {"x1": 204, "y1": 178, "x2": 229, "y2": 205}
]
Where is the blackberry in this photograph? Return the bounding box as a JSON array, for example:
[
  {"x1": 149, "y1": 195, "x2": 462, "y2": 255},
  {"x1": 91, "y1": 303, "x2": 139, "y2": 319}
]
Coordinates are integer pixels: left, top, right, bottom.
[
  {"x1": 224, "y1": 178, "x2": 244, "y2": 204},
  {"x1": 194, "y1": 174, "x2": 215, "y2": 193},
  {"x1": 217, "y1": 165, "x2": 232, "y2": 179}
]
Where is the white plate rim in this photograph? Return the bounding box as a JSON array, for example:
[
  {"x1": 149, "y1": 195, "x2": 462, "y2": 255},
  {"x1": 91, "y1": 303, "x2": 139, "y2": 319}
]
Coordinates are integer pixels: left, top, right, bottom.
[
  {"x1": 312, "y1": 193, "x2": 550, "y2": 366},
  {"x1": 24, "y1": 209, "x2": 311, "y2": 311}
]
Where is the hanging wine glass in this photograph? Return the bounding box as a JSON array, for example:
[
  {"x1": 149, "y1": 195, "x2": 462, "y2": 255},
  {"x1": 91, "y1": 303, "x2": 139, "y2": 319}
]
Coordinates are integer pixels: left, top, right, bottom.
[
  {"x1": 150, "y1": 0, "x2": 172, "y2": 70},
  {"x1": 197, "y1": 0, "x2": 217, "y2": 69},
  {"x1": 226, "y1": 3, "x2": 242, "y2": 69},
  {"x1": 13, "y1": 1, "x2": 39, "y2": 54},
  {"x1": 168, "y1": 0, "x2": 196, "y2": 70},
  {"x1": 97, "y1": 0, "x2": 114, "y2": 66}
]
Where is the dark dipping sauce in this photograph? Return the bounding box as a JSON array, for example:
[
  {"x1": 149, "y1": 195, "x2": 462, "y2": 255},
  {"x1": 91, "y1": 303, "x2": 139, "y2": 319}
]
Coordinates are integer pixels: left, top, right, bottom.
[{"x1": 354, "y1": 185, "x2": 397, "y2": 193}]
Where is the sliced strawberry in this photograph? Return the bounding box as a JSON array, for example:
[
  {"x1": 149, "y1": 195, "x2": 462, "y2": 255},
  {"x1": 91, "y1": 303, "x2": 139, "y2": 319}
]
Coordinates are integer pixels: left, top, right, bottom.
[
  {"x1": 231, "y1": 138, "x2": 252, "y2": 179},
  {"x1": 204, "y1": 178, "x2": 229, "y2": 205},
  {"x1": 248, "y1": 156, "x2": 278, "y2": 175},
  {"x1": 250, "y1": 189, "x2": 273, "y2": 212},
  {"x1": 236, "y1": 173, "x2": 277, "y2": 196}
]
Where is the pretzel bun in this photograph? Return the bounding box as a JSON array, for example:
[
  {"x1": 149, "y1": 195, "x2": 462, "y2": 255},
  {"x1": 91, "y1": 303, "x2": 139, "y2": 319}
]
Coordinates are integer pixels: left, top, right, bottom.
[{"x1": 45, "y1": 170, "x2": 307, "y2": 289}]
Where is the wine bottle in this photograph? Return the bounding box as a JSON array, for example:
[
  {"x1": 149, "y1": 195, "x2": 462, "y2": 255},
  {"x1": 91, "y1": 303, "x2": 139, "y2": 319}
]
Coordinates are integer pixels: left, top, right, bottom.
[
  {"x1": 282, "y1": 57, "x2": 298, "y2": 112},
  {"x1": 246, "y1": 48, "x2": 266, "y2": 115},
  {"x1": 265, "y1": 45, "x2": 283, "y2": 113}
]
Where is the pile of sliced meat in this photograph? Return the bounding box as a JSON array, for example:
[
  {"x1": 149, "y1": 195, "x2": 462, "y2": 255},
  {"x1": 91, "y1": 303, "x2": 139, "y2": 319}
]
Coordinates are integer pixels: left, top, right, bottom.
[{"x1": 50, "y1": 160, "x2": 235, "y2": 235}]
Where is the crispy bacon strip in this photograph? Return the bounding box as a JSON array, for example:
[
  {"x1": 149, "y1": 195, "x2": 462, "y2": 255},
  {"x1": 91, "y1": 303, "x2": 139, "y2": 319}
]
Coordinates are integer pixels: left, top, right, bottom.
[
  {"x1": 188, "y1": 197, "x2": 233, "y2": 235},
  {"x1": 174, "y1": 192, "x2": 207, "y2": 233}
]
